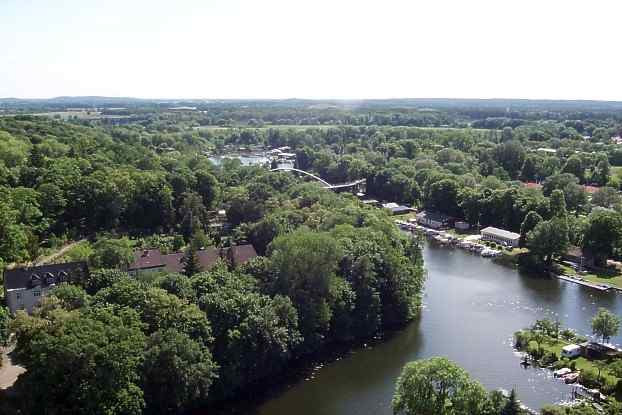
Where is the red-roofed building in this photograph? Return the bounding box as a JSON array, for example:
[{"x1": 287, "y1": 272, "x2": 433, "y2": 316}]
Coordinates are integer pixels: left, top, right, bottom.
[
  {"x1": 583, "y1": 185, "x2": 600, "y2": 194},
  {"x1": 128, "y1": 244, "x2": 258, "y2": 275},
  {"x1": 522, "y1": 182, "x2": 542, "y2": 190}
]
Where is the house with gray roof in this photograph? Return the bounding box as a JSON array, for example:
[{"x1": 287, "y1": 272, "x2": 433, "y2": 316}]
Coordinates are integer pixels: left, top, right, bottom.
[{"x1": 3, "y1": 262, "x2": 89, "y2": 314}]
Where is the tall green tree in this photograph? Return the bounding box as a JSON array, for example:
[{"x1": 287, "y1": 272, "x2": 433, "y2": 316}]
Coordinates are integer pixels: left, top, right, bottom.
[
  {"x1": 392, "y1": 357, "x2": 493, "y2": 415},
  {"x1": 269, "y1": 229, "x2": 341, "y2": 351},
  {"x1": 142, "y1": 329, "x2": 217, "y2": 414},
  {"x1": 561, "y1": 155, "x2": 585, "y2": 183},
  {"x1": 519, "y1": 156, "x2": 538, "y2": 182},
  {"x1": 591, "y1": 308, "x2": 620, "y2": 344},
  {"x1": 182, "y1": 245, "x2": 202, "y2": 277},
  {"x1": 89, "y1": 237, "x2": 134, "y2": 269},
  {"x1": 519, "y1": 211, "x2": 543, "y2": 247},
  {"x1": 12, "y1": 306, "x2": 147, "y2": 415},
  {"x1": 591, "y1": 154, "x2": 611, "y2": 186},
  {"x1": 582, "y1": 211, "x2": 622, "y2": 266},
  {"x1": 526, "y1": 218, "x2": 569, "y2": 267},
  {"x1": 0, "y1": 306, "x2": 10, "y2": 346}
]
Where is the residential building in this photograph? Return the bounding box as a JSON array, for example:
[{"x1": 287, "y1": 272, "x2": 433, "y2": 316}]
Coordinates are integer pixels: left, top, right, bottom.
[
  {"x1": 416, "y1": 211, "x2": 449, "y2": 229},
  {"x1": 388, "y1": 206, "x2": 414, "y2": 215},
  {"x1": 480, "y1": 226, "x2": 520, "y2": 247},
  {"x1": 579, "y1": 342, "x2": 622, "y2": 359},
  {"x1": 3, "y1": 262, "x2": 89, "y2": 315},
  {"x1": 382, "y1": 202, "x2": 413, "y2": 215},
  {"x1": 128, "y1": 244, "x2": 258, "y2": 275}
]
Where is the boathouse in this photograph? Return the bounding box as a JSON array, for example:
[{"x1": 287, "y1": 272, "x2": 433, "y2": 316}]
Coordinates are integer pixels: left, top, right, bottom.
[
  {"x1": 416, "y1": 211, "x2": 449, "y2": 229},
  {"x1": 480, "y1": 227, "x2": 520, "y2": 247}
]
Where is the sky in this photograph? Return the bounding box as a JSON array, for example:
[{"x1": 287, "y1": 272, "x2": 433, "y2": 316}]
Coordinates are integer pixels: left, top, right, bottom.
[{"x1": 2, "y1": 0, "x2": 621, "y2": 101}]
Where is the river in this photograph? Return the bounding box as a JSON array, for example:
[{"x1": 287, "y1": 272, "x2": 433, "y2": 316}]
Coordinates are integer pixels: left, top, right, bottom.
[{"x1": 255, "y1": 241, "x2": 622, "y2": 414}]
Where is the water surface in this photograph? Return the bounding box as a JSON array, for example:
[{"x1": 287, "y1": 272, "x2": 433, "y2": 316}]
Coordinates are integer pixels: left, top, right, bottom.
[{"x1": 257, "y1": 242, "x2": 622, "y2": 414}]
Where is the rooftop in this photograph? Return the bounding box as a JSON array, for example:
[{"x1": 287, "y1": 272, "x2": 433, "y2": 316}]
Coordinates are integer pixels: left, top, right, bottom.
[
  {"x1": 390, "y1": 206, "x2": 413, "y2": 214},
  {"x1": 4, "y1": 262, "x2": 89, "y2": 291},
  {"x1": 416, "y1": 211, "x2": 449, "y2": 222},
  {"x1": 382, "y1": 202, "x2": 400, "y2": 209},
  {"x1": 481, "y1": 226, "x2": 520, "y2": 240},
  {"x1": 129, "y1": 244, "x2": 258, "y2": 273}
]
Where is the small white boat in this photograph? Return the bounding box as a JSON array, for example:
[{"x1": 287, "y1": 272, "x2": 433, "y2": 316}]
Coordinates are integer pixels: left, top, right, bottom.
[{"x1": 554, "y1": 368, "x2": 571, "y2": 377}]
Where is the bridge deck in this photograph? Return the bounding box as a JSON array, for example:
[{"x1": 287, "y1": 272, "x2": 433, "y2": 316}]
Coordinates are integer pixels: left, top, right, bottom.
[{"x1": 271, "y1": 167, "x2": 364, "y2": 189}]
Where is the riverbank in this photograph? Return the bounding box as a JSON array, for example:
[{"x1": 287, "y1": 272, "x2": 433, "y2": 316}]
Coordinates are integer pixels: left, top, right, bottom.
[
  {"x1": 558, "y1": 263, "x2": 622, "y2": 292},
  {"x1": 203, "y1": 330, "x2": 409, "y2": 415},
  {"x1": 396, "y1": 218, "x2": 622, "y2": 295},
  {"x1": 395, "y1": 219, "x2": 513, "y2": 258},
  {"x1": 253, "y1": 241, "x2": 622, "y2": 415},
  {"x1": 514, "y1": 325, "x2": 622, "y2": 410}
]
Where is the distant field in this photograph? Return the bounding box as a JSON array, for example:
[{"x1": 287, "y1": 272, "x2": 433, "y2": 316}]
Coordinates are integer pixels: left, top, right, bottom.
[
  {"x1": 194, "y1": 124, "x2": 491, "y2": 132},
  {"x1": 194, "y1": 124, "x2": 341, "y2": 131},
  {"x1": 28, "y1": 111, "x2": 103, "y2": 120}
]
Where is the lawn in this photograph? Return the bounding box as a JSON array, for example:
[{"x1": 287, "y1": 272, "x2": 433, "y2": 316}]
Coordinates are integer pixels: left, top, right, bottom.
[
  {"x1": 559, "y1": 264, "x2": 622, "y2": 290},
  {"x1": 537, "y1": 338, "x2": 620, "y2": 387},
  {"x1": 582, "y1": 273, "x2": 622, "y2": 290}
]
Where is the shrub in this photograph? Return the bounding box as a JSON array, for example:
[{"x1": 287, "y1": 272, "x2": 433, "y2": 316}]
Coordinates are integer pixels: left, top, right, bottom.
[
  {"x1": 560, "y1": 329, "x2": 576, "y2": 341},
  {"x1": 579, "y1": 368, "x2": 599, "y2": 387},
  {"x1": 541, "y1": 351, "x2": 558, "y2": 366},
  {"x1": 527, "y1": 340, "x2": 542, "y2": 359}
]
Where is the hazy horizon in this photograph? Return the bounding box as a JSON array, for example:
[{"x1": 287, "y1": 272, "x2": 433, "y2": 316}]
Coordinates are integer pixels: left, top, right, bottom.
[
  {"x1": 4, "y1": 95, "x2": 622, "y2": 103},
  {"x1": 3, "y1": 0, "x2": 621, "y2": 101}
]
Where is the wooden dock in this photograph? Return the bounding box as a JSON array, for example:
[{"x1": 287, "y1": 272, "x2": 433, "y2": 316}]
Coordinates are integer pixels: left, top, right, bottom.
[{"x1": 555, "y1": 274, "x2": 611, "y2": 292}]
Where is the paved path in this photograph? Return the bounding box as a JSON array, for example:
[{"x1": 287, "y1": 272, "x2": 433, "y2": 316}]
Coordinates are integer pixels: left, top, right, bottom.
[
  {"x1": 0, "y1": 346, "x2": 25, "y2": 390},
  {"x1": 35, "y1": 239, "x2": 86, "y2": 265}
]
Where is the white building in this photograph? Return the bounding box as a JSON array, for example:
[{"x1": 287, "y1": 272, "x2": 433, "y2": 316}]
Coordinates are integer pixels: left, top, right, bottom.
[
  {"x1": 480, "y1": 226, "x2": 520, "y2": 247},
  {"x1": 416, "y1": 211, "x2": 449, "y2": 229},
  {"x1": 561, "y1": 344, "x2": 582, "y2": 358},
  {"x1": 3, "y1": 262, "x2": 89, "y2": 314}
]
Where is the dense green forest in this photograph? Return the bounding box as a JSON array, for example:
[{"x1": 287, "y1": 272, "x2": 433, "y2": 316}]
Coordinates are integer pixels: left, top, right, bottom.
[
  {"x1": 0, "y1": 115, "x2": 424, "y2": 413},
  {"x1": 2, "y1": 100, "x2": 622, "y2": 414}
]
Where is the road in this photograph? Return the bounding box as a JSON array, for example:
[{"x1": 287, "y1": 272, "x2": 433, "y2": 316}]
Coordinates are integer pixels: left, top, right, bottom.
[
  {"x1": 35, "y1": 239, "x2": 86, "y2": 266},
  {"x1": 0, "y1": 346, "x2": 25, "y2": 390}
]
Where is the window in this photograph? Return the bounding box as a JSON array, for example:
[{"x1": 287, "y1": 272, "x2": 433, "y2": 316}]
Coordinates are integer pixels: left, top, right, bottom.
[
  {"x1": 16, "y1": 292, "x2": 22, "y2": 300},
  {"x1": 34, "y1": 291, "x2": 41, "y2": 297}
]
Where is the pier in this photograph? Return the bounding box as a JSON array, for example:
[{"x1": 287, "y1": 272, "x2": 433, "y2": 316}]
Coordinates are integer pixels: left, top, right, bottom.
[{"x1": 554, "y1": 274, "x2": 611, "y2": 292}]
